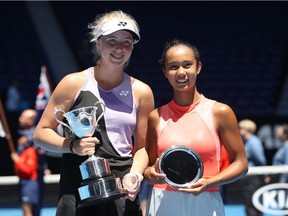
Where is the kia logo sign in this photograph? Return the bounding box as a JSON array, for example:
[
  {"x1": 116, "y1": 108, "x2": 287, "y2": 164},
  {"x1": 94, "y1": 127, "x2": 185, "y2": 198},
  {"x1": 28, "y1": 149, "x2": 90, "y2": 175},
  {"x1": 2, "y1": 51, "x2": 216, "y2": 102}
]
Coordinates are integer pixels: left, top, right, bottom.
[{"x1": 252, "y1": 183, "x2": 288, "y2": 215}]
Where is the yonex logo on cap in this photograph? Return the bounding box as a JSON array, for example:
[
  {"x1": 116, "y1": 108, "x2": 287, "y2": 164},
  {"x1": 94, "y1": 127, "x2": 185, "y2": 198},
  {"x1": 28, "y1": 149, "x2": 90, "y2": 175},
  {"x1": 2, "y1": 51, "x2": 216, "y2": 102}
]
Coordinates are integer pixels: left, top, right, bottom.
[
  {"x1": 96, "y1": 20, "x2": 140, "y2": 43},
  {"x1": 118, "y1": 21, "x2": 127, "y2": 26}
]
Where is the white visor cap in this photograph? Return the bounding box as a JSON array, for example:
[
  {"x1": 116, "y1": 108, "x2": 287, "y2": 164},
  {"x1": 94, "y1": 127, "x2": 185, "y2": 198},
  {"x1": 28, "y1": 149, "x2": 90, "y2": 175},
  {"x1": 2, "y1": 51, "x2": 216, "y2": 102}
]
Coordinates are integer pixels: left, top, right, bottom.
[{"x1": 96, "y1": 20, "x2": 140, "y2": 44}]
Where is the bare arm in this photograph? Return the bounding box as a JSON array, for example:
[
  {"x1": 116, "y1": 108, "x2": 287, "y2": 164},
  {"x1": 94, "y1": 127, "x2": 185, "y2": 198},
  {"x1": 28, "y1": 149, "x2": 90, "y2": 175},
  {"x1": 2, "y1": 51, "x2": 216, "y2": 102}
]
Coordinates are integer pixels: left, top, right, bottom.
[
  {"x1": 180, "y1": 102, "x2": 248, "y2": 193},
  {"x1": 212, "y1": 102, "x2": 248, "y2": 185},
  {"x1": 144, "y1": 109, "x2": 166, "y2": 184},
  {"x1": 122, "y1": 78, "x2": 154, "y2": 201},
  {"x1": 130, "y1": 79, "x2": 154, "y2": 174},
  {"x1": 146, "y1": 109, "x2": 160, "y2": 166}
]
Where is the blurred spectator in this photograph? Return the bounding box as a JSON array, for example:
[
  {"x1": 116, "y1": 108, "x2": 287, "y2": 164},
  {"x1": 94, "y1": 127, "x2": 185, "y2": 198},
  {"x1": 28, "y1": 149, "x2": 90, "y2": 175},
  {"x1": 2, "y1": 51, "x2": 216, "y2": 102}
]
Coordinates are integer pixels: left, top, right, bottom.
[
  {"x1": 240, "y1": 119, "x2": 267, "y2": 167},
  {"x1": 257, "y1": 124, "x2": 282, "y2": 150},
  {"x1": 257, "y1": 123, "x2": 282, "y2": 165},
  {"x1": 4, "y1": 80, "x2": 21, "y2": 144},
  {"x1": 239, "y1": 119, "x2": 267, "y2": 216},
  {"x1": 10, "y1": 109, "x2": 50, "y2": 216},
  {"x1": 272, "y1": 124, "x2": 288, "y2": 183},
  {"x1": 10, "y1": 109, "x2": 39, "y2": 216},
  {"x1": 5, "y1": 80, "x2": 21, "y2": 112}
]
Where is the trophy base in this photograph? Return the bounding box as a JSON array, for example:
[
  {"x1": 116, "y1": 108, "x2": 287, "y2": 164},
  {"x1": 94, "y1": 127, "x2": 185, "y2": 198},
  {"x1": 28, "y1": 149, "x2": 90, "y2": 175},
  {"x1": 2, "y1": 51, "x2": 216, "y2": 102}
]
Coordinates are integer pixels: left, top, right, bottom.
[
  {"x1": 78, "y1": 176, "x2": 126, "y2": 208},
  {"x1": 78, "y1": 191, "x2": 126, "y2": 208}
]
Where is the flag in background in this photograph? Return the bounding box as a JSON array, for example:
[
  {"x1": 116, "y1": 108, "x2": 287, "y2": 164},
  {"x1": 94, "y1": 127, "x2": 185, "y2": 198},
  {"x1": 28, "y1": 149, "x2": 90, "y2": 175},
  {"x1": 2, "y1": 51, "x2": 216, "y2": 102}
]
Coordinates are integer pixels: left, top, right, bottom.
[{"x1": 35, "y1": 65, "x2": 52, "y2": 112}]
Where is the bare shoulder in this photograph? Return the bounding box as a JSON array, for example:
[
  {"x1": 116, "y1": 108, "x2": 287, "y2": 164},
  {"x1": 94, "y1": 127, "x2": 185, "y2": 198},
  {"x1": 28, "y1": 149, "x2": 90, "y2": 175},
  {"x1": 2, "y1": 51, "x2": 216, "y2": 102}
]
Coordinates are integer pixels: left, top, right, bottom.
[
  {"x1": 213, "y1": 101, "x2": 238, "y2": 129},
  {"x1": 130, "y1": 76, "x2": 154, "y2": 108},
  {"x1": 213, "y1": 102, "x2": 234, "y2": 116},
  {"x1": 131, "y1": 76, "x2": 153, "y2": 96},
  {"x1": 59, "y1": 70, "x2": 87, "y2": 88},
  {"x1": 52, "y1": 70, "x2": 88, "y2": 108}
]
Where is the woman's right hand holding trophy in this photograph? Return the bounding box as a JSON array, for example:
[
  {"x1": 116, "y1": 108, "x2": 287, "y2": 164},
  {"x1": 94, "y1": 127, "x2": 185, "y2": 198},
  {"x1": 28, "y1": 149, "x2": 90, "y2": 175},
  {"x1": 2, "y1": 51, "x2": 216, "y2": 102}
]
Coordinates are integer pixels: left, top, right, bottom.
[{"x1": 69, "y1": 136, "x2": 100, "y2": 156}]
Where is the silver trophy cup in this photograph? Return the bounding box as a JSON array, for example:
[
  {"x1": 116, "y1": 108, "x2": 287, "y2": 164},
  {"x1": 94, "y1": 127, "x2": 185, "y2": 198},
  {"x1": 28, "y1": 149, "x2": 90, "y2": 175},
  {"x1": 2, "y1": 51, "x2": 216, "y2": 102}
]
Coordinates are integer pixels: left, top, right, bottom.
[
  {"x1": 54, "y1": 101, "x2": 125, "y2": 208},
  {"x1": 54, "y1": 101, "x2": 105, "y2": 138}
]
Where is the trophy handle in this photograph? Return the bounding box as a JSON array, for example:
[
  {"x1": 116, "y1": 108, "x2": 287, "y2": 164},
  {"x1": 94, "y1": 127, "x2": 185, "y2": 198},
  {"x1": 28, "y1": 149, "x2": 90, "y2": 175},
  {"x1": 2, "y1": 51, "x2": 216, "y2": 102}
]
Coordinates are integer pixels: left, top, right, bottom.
[
  {"x1": 95, "y1": 101, "x2": 106, "y2": 129},
  {"x1": 54, "y1": 107, "x2": 72, "y2": 131}
]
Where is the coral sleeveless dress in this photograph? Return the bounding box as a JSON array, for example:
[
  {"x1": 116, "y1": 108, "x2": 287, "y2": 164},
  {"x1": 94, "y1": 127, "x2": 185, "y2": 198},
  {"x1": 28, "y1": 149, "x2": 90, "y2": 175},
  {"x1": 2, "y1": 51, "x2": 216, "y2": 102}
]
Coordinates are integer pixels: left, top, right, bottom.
[{"x1": 147, "y1": 95, "x2": 226, "y2": 216}]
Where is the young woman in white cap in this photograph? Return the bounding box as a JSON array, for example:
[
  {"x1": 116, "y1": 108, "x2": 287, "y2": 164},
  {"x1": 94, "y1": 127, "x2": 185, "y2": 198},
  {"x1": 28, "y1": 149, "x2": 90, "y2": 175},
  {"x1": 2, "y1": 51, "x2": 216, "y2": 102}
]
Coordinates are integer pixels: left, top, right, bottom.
[{"x1": 33, "y1": 10, "x2": 154, "y2": 216}]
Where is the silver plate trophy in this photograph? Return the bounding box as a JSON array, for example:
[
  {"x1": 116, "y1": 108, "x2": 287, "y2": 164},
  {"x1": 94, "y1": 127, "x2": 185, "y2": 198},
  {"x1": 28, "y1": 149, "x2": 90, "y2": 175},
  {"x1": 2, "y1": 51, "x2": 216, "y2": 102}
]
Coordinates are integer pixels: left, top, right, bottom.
[
  {"x1": 158, "y1": 145, "x2": 204, "y2": 188},
  {"x1": 54, "y1": 101, "x2": 126, "y2": 208}
]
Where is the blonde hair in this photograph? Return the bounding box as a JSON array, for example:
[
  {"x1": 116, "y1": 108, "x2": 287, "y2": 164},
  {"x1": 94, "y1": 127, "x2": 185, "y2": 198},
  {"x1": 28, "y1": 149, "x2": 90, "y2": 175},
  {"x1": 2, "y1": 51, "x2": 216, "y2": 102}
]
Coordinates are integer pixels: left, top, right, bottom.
[
  {"x1": 239, "y1": 119, "x2": 257, "y2": 134},
  {"x1": 88, "y1": 10, "x2": 140, "y2": 43}
]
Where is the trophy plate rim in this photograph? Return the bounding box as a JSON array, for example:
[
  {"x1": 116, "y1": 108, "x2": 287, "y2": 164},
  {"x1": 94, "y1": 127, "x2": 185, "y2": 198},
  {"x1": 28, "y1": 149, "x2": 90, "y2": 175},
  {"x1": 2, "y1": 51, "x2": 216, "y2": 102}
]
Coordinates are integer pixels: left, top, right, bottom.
[{"x1": 158, "y1": 145, "x2": 203, "y2": 188}]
